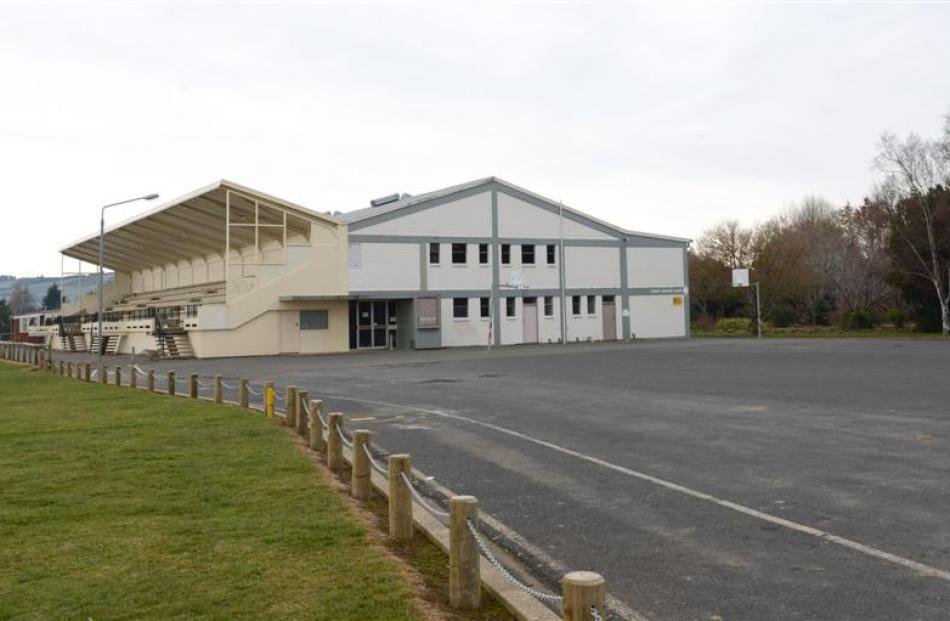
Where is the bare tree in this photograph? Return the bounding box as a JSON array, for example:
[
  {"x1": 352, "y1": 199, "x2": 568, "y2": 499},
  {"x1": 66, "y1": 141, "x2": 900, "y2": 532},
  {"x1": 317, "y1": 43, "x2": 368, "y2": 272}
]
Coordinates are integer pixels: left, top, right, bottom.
[
  {"x1": 875, "y1": 127, "x2": 950, "y2": 335},
  {"x1": 694, "y1": 220, "x2": 755, "y2": 268},
  {"x1": 8, "y1": 282, "x2": 36, "y2": 316}
]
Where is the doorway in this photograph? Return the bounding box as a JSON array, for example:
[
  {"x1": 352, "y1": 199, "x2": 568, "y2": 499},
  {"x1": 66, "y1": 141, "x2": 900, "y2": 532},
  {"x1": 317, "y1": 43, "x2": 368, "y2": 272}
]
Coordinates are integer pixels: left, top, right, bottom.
[
  {"x1": 349, "y1": 300, "x2": 398, "y2": 349},
  {"x1": 279, "y1": 311, "x2": 299, "y2": 354},
  {"x1": 522, "y1": 297, "x2": 538, "y2": 344},
  {"x1": 602, "y1": 296, "x2": 617, "y2": 340}
]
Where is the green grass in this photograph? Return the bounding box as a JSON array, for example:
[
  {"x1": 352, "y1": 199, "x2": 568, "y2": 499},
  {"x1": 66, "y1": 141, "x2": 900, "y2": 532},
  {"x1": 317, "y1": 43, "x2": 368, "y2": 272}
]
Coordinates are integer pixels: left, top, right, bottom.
[{"x1": 0, "y1": 363, "x2": 421, "y2": 620}]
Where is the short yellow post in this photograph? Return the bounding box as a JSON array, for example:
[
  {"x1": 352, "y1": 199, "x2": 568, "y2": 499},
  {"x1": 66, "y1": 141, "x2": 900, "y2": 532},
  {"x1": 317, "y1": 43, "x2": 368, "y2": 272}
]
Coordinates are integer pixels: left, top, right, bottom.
[
  {"x1": 388, "y1": 454, "x2": 413, "y2": 542},
  {"x1": 265, "y1": 382, "x2": 275, "y2": 417},
  {"x1": 561, "y1": 571, "x2": 606, "y2": 621},
  {"x1": 167, "y1": 371, "x2": 176, "y2": 396},
  {"x1": 296, "y1": 390, "x2": 309, "y2": 436},
  {"x1": 309, "y1": 399, "x2": 325, "y2": 452},
  {"x1": 327, "y1": 413, "x2": 344, "y2": 470},
  {"x1": 114, "y1": 366, "x2": 122, "y2": 386},
  {"x1": 284, "y1": 385, "x2": 298, "y2": 427},
  {"x1": 239, "y1": 378, "x2": 249, "y2": 408},
  {"x1": 351, "y1": 430, "x2": 371, "y2": 500},
  {"x1": 147, "y1": 369, "x2": 155, "y2": 392},
  {"x1": 189, "y1": 374, "x2": 198, "y2": 399},
  {"x1": 100, "y1": 365, "x2": 108, "y2": 384},
  {"x1": 449, "y1": 496, "x2": 481, "y2": 609},
  {"x1": 214, "y1": 375, "x2": 223, "y2": 403}
]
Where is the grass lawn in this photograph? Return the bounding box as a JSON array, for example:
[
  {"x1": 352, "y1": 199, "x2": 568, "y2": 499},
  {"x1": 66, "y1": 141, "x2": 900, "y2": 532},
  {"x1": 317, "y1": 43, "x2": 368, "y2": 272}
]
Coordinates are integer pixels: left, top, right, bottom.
[{"x1": 0, "y1": 362, "x2": 423, "y2": 620}]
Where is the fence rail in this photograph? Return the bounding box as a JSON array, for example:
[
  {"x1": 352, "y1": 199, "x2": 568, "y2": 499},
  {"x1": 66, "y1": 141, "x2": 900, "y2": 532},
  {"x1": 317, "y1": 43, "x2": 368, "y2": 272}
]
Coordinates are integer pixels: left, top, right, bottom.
[{"x1": 0, "y1": 342, "x2": 612, "y2": 621}]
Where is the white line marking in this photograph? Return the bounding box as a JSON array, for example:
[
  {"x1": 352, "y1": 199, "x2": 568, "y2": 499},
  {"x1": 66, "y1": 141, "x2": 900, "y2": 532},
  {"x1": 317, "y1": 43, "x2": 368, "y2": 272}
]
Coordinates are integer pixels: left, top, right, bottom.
[{"x1": 322, "y1": 392, "x2": 950, "y2": 583}]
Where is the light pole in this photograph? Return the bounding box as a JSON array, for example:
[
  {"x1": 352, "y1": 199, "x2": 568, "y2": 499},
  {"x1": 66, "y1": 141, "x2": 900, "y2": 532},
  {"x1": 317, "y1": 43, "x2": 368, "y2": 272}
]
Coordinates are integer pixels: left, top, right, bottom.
[{"x1": 97, "y1": 193, "x2": 159, "y2": 373}]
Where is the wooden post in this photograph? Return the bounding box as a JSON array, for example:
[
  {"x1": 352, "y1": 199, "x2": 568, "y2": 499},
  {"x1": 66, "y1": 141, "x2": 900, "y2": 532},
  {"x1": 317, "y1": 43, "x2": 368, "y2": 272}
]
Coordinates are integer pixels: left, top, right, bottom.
[
  {"x1": 168, "y1": 371, "x2": 176, "y2": 396},
  {"x1": 265, "y1": 381, "x2": 275, "y2": 417},
  {"x1": 561, "y1": 571, "x2": 606, "y2": 621},
  {"x1": 308, "y1": 399, "x2": 325, "y2": 452},
  {"x1": 114, "y1": 366, "x2": 122, "y2": 386},
  {"x1": 66, "y1": 361, "x2": 72, "y2": 377},
  {"x1": 189, "y1": 373, "x2": 198, "y2": 399},
  {"x1": 147, "y1": 369, "x2": 155, "y2": 392},
  {"x1": 100, "y1": 365, "x2": 108, "y2": 384},
  {"x1": 449, "y1": 496, "x2": 481, "y2": 609},
  {"x1": 296, "y1": 390, "x2": 309, "y2": 436},
  {"x1": 130, "y1": 366, "x2": 137, "y2": 389},
  {"x1": 388, "y1": 454, "x2": 413, "y2": 542},
  {"x1": 214, "y1": 375, "x2": 223, "y2": 403},
  {"x1": 284, "y1": 385, "x2": 297, "y2": 427},
  {"x1": 327, "y1": 412, "x2": 344, "y2": 470},
  {"x1": 239, "y1": 378, "x2": 249, "y2": 408},
  {"x1": 84, "y1": 363, "x2": 91, "y2": 382},
  {"x1": 351, "y1": 430, "x2": 371, "y2": 500},
  {"x1": 58, "y1": 361, "x2": 64, "y2": 376}
]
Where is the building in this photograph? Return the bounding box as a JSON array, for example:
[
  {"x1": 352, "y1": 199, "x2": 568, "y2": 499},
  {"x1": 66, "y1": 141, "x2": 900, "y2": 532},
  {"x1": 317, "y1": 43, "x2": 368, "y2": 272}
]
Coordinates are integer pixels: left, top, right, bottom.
[{"x1": 21, "y1": 177, "x2": 689, "y2": 357}]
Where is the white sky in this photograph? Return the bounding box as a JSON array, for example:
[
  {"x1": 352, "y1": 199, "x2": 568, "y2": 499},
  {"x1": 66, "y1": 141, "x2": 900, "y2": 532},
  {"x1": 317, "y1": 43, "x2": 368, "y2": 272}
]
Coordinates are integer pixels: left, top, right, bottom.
[{"x1": 2, "y1": 1, "x2": 949, "y2": 276}]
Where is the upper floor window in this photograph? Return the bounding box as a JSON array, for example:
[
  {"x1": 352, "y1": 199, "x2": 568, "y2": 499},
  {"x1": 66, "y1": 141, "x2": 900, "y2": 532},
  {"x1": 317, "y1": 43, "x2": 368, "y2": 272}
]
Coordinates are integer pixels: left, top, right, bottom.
[
  {"x1": 501, "y1": 244, "x2": 511, "y2": 265},
  {"x1": 521, "y1": 244, "x2": 535, "y2": 265},
  {"x1": 429, "y1": 243, "x2": 440, "y2": 264},
  {"x1": 453, "y1": 297, "x2": 469, "y2": 319},
  {"x1": 479, "y1": 243, "x2": 489, "y2": 265},
  {"x1": 546, "y1": 244, "x2": 557, "y2": 265},
  {"x1": 452, "y1": 243, "x2": 467, "y2": 265}
]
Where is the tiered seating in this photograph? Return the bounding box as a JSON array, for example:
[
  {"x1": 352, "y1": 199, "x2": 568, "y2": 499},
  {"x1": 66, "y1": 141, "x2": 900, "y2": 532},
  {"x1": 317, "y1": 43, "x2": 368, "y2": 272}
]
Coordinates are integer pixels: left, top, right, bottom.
[{"x1": 109, "y1": 281, "x2": 226, "y2": 311}]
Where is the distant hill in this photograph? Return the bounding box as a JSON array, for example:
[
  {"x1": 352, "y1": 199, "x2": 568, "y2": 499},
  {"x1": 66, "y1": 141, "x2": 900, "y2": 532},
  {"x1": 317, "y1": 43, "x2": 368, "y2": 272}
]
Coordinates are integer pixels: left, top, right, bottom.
[{"x1": 0, "y1": 274, "x2": 113, "y2": 310}]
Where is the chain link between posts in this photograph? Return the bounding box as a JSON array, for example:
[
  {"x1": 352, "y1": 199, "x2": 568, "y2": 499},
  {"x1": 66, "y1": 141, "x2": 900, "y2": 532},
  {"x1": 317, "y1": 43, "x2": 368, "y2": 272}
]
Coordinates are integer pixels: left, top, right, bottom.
[
  {"x1": 465, "y1": 519, "x2": 563, "y2": 603},
  {"x1": 399, "y1": 472, "x2": 449, "y2": 522},
  {"x1": 590, "y1": 605, "x2": 605, "y2": 621}
]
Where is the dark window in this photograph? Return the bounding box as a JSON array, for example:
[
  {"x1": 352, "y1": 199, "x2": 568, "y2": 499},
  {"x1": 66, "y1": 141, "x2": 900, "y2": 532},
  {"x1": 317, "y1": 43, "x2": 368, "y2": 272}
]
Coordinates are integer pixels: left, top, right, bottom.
[
  {"x1": 506, "y1": 297, "x2": 516, "y2": 317},
  {"x1": 480, "y1": 297, "x2": 490, "y2": 318},
  {"x1": 453, "y1": 297, "x2": 468, "y2": 319},
  {"x1": 587, "y1": 295, "x2": 596, "y2": 315},
  {"x1": 479, "y1": 243, "x2": 489, "y2": 264},
  {"x1": 546, "y1": 244, "x2": 556, "y2": 264},
  {"x1": 572, "y1": 295, "x2": 581, "y2": 315},
  {"x1": 300, "y1": 310, "x2": 328, "y2": 330},
  {"x1": 544, "y1": 296, "x2": 554, "y2": 316},
  {"x1": 603, "y1": 295, "x2": 615, "y2": 303},
  {"x1": 521, "y1": 244, "x2": 535, "y2": 265},
  {"x1": 501, "y1": 244, "x2": 511, "y2": 265},
  {"x1": 452, "y1": 243, "x2": 467, "y2": 264},
  {"x1": 429, "y1": 243, "x2": 440, "y2": 264}
]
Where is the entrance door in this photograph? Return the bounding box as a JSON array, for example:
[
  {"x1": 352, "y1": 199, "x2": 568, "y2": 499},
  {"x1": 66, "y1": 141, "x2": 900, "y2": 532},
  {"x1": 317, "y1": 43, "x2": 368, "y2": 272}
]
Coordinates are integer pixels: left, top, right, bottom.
[
  {"x1": 280, "y1": 311, "x2": 299, "y2": 353},
  {"x1": 352, "y1": 300, "x2": 397, "y2": 350},
  {"x1": 603, "y1": 299, "x2": 617, "y2": 340},
  {"x1": 522, "y1": 299, "x2": 538, "y2": 344}
]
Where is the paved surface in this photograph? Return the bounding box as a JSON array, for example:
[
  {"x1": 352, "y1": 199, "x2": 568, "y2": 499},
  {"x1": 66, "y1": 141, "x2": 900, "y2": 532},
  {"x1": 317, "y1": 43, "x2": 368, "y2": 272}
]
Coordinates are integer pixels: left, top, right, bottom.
[{"x1": 64, "y1": 339, "x2": 950, "y2": 620}]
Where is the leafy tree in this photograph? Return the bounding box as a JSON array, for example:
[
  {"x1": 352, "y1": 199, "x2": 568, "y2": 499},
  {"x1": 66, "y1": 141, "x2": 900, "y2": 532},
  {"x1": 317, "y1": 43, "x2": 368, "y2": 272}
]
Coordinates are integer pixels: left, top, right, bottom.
[
  {"x1": 8, "y1": 282, "x2": 35, "y2": 315},
  {"x1": 0, "y1": 299, "x2": 10, "y2": 338},
  {"x1": 42, "y1": 283, "x2": 62, "y2": 310}
]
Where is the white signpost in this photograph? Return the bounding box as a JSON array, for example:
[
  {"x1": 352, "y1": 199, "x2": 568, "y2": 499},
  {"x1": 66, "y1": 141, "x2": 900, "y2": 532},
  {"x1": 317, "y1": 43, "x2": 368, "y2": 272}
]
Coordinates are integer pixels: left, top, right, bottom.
[{"x1": 732, "y1": 268, "x2": 762, "y2": 339}]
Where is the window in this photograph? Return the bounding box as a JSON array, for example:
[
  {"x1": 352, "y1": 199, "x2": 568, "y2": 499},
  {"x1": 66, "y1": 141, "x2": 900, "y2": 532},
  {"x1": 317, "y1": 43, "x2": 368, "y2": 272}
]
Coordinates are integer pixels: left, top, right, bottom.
[
  {"x1": 429, "y1": 243, "x2": 440, "y2": 264},
  {"x1": 480, "y1": 297, "x2": 490, "y2": 318},
  {"x1": 453, "y1": 297, "x2": 469, "y2": 319},
  {"x1": 587, "y1": 295, "x2": 596, "y2": 315},
  {"x1": 417, "y1": 298, "x2": 439, "y2": 329},
  {"x1": 478, "y1": 243, "x2": 489, "y2": 265},
  {"x1": 506, "y1": 297, "x2": 516, "y2": 317},
  {"x1": 521, "y1": 244, "x2": 535, "y2": 265},
  {"x1": 603, "y1": 295, "x2": 615, "y2": 303},
  {"x1": 300, "y1": 310, "x2": 328, "y2": 330},
  {"x1": 452, "y1": 243, "x2": 467, "y2": 264},
  {"x1": 572, "y1": 295, "x2": 581, "y2": 315},
  {"x1": 501, "y1": 244, "x2": 511, "y2": 265},
  {"x1": 544, "y1": 296, "x2": 554, "y2": 317},
  {"x1": 546, "y1": 244, "x2": 556, "y2": 265}
]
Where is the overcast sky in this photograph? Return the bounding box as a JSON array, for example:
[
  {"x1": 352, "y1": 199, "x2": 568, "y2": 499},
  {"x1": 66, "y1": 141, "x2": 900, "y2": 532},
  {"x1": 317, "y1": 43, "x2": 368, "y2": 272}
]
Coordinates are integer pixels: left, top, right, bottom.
[{"x1": 2, "y1": 1, "x2": 949, "y2": 276}]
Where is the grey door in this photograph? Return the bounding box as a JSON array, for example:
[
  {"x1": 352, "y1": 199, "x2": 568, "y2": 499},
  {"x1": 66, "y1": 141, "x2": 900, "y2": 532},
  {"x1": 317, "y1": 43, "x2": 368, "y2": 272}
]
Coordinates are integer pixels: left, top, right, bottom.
[{"x1": 603, "y1": 300, "x2": 617, "y2": 340}]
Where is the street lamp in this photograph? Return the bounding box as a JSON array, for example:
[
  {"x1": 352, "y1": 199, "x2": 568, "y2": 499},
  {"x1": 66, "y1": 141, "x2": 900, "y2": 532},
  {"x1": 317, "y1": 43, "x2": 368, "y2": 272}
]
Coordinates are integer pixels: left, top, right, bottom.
[{"x1": 97, "y1": 193, "x2": 159, "y2": 373}]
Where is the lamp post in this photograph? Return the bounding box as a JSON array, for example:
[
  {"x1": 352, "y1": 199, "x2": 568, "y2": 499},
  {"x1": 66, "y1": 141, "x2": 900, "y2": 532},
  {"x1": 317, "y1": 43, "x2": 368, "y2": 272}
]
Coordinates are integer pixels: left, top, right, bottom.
[{"x1": 97, "y1": 193, "x2": 159, "y2": 373}]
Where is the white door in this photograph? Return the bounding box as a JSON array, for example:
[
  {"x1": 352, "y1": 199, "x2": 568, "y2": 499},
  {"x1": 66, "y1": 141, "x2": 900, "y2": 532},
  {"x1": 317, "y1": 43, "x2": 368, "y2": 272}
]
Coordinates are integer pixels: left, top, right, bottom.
[
  {"x1": 522, "y1": 301, "x2": 538, "y2": 344},
  {"x1": 279, "y1": 311, "x2": 299, "y2": 354}
]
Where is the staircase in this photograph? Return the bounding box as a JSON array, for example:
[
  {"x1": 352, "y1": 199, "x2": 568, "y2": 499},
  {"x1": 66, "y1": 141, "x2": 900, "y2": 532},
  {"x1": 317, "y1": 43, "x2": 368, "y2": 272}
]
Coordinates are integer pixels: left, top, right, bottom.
[
  {"x1": 89, "y1": 334, "x2": 121, "y2": 355},
  {"x1": 156, "y1": 331, "x2": 194, "y2": 359},
  {"x1": 58, "y1": 334, "x2": 88, "y2": 352}
]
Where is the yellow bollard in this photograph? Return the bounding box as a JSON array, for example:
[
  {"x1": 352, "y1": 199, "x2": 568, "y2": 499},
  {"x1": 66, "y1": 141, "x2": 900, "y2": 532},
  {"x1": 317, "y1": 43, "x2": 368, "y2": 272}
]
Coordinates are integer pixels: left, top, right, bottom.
[{"x1": 266, "y1": 386, "x2": 275, "y2": 418}]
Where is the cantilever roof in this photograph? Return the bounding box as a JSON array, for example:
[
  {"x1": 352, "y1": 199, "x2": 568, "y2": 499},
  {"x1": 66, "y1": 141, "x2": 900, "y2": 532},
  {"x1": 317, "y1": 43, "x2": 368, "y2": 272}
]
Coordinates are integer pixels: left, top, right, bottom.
[
  {"x1": 60, "y1": 180, "x2": 342, "y2": 272},
  {"x1": 343, "y1": 176, "x2": 690, "y2": 244}
]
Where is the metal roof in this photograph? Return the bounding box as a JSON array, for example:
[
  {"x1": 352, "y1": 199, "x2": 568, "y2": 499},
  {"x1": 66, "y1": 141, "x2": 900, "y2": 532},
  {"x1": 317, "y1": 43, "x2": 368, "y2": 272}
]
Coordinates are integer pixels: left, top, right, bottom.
[
  {"x1": 342, "y1": 176, "x2": 691, "y2": 244},
  {"x1": 60, "y1": 180, "x2": 342, "y2": 271}
]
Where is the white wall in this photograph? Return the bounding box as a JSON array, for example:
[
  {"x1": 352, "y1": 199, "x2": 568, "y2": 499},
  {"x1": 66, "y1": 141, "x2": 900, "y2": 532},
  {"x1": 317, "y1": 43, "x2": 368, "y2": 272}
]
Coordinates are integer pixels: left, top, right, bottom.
[
  {"x1": 565, "y1": 246, "x2": 621, "y2": 289},
  {"x1": 629, "y1": 295, "x2": 686, "y2": 338},
  {"x1": 539, "y1": 296, "x2": 562, "y2": 343},
  {"x1": 427, "y1": 243, "x2": 493, "y2": 291},
  {"x1": 566, "y1": 294, "x2": 603, "y2": 342},
  {"x1": 357, "y1": 192, "x2": 492, "y2": 237},
  {"x1": 350, "y1": 242, "x2": 420, "y2": 291},
  {"x1": 499, "y1": 296, "x2": 523, "y2": 345},
  {"x1": 498, "y1": 242, "x2": 560, "y2": 289},
  {"x1": 440, "y1": 297, "x2": 491, "y2": 347},
  {"x1": 627, "y1": 247, "x2": 685, "y2": 288},
  {"x1": 496, "y1": 193, "x2": 615, "y2": 240}
]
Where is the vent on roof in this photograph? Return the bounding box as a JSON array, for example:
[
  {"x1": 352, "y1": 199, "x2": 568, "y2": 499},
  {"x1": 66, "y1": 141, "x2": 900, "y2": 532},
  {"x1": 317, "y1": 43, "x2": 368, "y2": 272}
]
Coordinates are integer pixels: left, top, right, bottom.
[{"x1": 369, "y1": 193, "x2": 412, "y2": 208}]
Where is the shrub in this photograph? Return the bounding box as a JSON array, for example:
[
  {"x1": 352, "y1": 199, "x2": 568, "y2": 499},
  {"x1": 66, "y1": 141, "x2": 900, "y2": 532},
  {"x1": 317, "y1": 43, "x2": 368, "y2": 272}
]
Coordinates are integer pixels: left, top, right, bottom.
[
  {"x1": 842, "y1": 309, "x2": 875, "y2": 330},
  {"x1": 886, "y1": 308, "x2": 907, "y2": 329},
  {"x1": 715, "y1": 317, "x2": 753, "y2": 333},
  {"x1": 771, "y1": 304, "x2": 797, "y2": 328}
]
